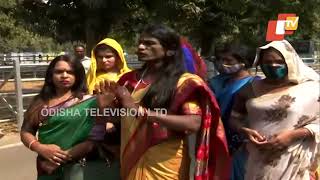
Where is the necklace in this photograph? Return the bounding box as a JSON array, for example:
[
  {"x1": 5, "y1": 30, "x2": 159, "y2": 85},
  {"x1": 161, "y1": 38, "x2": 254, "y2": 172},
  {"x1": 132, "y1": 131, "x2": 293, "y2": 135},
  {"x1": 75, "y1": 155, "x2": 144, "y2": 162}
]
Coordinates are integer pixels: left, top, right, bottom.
[{"x1": 131, "y1": 68, "x2": 148, "y2": 95}]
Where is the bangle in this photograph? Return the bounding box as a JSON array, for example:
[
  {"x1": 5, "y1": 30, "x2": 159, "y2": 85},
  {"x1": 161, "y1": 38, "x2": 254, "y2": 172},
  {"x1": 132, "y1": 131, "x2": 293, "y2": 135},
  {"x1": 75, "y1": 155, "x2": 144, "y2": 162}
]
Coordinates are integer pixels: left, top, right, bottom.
[{"x1": 28, "y1": 139, "x2": 38, "y2": 150}]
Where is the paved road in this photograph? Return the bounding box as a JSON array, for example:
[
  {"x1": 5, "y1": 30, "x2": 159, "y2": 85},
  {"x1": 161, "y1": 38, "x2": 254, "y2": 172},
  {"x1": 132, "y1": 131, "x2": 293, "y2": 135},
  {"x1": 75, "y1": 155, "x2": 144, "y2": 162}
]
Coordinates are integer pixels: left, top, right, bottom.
[{"x1": 0, "y1": 144, "x2": 37, "y2": 180}]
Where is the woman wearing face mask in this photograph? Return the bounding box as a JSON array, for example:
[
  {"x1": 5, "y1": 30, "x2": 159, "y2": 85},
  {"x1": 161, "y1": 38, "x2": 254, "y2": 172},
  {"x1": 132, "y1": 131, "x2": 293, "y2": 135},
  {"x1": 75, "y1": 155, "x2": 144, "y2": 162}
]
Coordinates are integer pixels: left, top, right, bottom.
[
  {"x1": 230, "y1": 40, "x2": 319, "y2": 180},
  {"x1": 208, "y1": 43, "x2": 260, "y2": 180},
  {"x1": 209, "y1": 43, "x2": 259, "y2": 153}
]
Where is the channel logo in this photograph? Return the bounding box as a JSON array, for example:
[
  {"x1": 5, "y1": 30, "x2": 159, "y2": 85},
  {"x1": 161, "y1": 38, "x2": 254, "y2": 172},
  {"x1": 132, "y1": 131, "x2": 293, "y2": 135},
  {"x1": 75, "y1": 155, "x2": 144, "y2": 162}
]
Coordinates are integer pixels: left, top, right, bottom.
[{"x1": 266, "y1": 13, "x2": 299, "y2": 41}]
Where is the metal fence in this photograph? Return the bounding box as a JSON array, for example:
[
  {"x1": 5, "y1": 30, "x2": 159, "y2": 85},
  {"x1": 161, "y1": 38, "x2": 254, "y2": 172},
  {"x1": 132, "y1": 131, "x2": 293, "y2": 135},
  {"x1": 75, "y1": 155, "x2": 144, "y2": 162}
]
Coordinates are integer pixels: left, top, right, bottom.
[
  {"x1": 0, "y1": 55, "x2": 319, "y2": 130},
  {"x1": 0, "y1": 55, "x2": 143, "y2": 129}
]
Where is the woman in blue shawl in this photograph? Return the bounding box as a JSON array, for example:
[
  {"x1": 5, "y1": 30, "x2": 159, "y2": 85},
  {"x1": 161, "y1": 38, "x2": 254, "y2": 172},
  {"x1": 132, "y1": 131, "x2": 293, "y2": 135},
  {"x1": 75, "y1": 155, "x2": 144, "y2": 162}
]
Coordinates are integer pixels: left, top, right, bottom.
[{"x1": 208, "y1": 43, "x2": 260, "y2": 180}]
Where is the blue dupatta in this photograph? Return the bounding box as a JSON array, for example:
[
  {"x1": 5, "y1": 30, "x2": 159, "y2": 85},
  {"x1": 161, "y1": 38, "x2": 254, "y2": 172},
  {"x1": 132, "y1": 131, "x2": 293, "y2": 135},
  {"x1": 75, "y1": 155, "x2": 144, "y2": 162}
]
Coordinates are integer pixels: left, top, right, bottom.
[
  {"x1": 209, "y1": 75, "x2": 258, "y2": 151},
  {"x1": 209, "y1": 74, "x2": 260, "y2": 180}
]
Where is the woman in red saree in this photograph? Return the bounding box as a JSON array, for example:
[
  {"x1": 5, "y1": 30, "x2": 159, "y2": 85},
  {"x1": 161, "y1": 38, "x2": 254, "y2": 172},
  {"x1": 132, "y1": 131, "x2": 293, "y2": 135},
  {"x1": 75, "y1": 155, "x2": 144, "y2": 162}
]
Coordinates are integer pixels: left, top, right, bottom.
[{"x1": 96, "y1": 24, "x2": 230, "y2": 179}]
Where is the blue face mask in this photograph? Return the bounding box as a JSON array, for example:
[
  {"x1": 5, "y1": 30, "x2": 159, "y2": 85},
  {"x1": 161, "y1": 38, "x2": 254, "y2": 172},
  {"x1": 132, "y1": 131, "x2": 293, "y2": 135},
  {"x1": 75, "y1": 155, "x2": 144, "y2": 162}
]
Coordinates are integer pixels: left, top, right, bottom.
[{"x1": 260, "y1": 64, "x2": 288, "y2": 79}]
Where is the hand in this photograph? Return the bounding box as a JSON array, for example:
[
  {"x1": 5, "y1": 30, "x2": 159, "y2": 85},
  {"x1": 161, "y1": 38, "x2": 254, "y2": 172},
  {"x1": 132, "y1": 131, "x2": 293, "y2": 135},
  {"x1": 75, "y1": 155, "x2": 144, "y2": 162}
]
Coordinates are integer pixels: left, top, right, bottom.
[
  {"x1": 95, "y1": 80, "x2": 136, "y2": 109},
  {"x1": 64, "y1": 142, "x2": 94, "y2": 161},
  {"x1": 106, "y1": 122, "x2": 116, "y2": 133},
  {"x1": 33, "y1": 143, "x2": 72, "y2": 165},
  {"x1": 95, "y1": 80, "x2": 117, "y2": 108},
  {"x1": 113, "y1": 83, "x2": 136, "y2": 109},
  {"x1": 38, "y1": 159, "x2": 60, "y2": 174},
  {"x1": 94, "y1": 79, "x2": 116, "y2": 93},
  {"x1": 241, "y1": 127, "x2": 267, "y2": 145},
  {"x1": 259, "y1": 130, "x2": 294, "y2": 151}
]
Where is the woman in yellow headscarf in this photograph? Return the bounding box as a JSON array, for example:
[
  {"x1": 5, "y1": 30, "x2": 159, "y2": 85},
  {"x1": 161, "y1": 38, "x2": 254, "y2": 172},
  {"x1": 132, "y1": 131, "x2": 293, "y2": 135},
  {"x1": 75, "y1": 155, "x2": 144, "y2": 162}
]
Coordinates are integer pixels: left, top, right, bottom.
[
  {"x1": 87, "y1": 38, "x2": 131, "y2": 94},
  {"x1": 86, "y1": 38, "x2": 131, "y2": 179}
]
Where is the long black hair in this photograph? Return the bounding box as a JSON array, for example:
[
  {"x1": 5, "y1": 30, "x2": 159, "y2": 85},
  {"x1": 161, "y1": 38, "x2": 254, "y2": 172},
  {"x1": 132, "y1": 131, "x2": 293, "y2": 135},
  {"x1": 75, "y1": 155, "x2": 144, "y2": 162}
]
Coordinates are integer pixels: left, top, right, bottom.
[
  {"x1": 140, "y1": 24, "x2": 186, "y2": 109},
  {"x1": 23, "y1": 55, "x2": 87, "y2": 125},
  {"x1": 38, "y1": 55, "x2": 87, "y2": 102}
]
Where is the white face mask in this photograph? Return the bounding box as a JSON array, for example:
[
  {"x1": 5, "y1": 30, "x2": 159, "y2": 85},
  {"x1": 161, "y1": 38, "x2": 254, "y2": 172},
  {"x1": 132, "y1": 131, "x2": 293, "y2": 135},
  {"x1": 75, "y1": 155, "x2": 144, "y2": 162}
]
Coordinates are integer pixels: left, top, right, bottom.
[{"x1": 218, "y1": 63, "x2": 245, "y2": 74}]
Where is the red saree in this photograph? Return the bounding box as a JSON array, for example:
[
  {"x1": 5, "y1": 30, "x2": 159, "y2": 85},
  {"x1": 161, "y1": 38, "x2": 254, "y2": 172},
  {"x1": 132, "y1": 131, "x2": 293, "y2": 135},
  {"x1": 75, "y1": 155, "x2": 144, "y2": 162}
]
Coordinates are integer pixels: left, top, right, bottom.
[{"x1": 118, "y1": 71, "x2": 230, "y2": 180}]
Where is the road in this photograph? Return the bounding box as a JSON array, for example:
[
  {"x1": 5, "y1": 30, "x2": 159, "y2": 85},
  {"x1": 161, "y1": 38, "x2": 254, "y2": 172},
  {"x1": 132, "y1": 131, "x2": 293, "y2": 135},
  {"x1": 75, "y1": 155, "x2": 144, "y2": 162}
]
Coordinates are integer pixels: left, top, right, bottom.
[{"x1": 0, "y1": 144, "x2": 37, "y2": 180}]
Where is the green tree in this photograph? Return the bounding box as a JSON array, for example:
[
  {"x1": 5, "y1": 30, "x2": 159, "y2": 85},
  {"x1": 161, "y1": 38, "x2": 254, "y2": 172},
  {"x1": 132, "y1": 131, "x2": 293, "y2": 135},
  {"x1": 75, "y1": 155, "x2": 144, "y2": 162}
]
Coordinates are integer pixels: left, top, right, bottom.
[
  {"x1": 0, "y1": 0, "x2": 64, "y2": 52},
  {"x1": 17, "y1": 0, "x2": 320, "y2": 55},
  {"x1": 21, "y1": 0, "x2": 132, "y2": 53},
  {"x1": 103, "y1": 0, "x2": 320, "y2": 56}
]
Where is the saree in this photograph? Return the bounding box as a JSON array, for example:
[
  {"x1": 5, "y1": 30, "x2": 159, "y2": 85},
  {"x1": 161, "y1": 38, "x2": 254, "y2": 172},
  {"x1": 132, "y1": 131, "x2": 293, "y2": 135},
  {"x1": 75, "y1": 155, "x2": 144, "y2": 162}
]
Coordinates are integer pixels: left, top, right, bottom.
[
  {"x1": 209, "y1": 75, "x2": 259, "y2": 180},
  {"x1": 37, "y1": 95, "x2": 120, "y2": 180},
  {"x1": 243, "y1": 40, "x2": 320, "y2": 180},
  {"x1": 86, "y1": 38, "x2": 131, "y2": 94},
  {"x1": 118, "y1": 71, "x2": 230, "y2": 180},
  {"x1": 209, "y1": 75, "x2": 258, "y2": 152},
  {"x1": 245, "y1": 81, "x2": 319, "y2": 180}
]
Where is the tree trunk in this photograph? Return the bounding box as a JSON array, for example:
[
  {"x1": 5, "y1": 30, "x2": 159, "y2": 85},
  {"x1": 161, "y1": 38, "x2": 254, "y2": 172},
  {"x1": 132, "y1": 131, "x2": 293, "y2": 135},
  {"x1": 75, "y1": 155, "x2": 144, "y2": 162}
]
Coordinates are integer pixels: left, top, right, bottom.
[
  {"x1": 85, "y1": 18, "x2": 99, "y2": 56},
  {"x1": 199, "y1": 33, "x2": 214, "y2": 57},
  {"x1": 84, "y1": 14, "x2": 111, "y2": 56}
]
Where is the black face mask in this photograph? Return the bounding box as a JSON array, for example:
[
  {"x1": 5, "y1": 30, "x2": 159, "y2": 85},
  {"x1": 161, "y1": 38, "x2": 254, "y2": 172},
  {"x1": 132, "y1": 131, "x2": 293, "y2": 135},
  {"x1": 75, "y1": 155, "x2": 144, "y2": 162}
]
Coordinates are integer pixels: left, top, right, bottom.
[{"x1": 260, "y1": 63, "x2": 288, "y2": 80}]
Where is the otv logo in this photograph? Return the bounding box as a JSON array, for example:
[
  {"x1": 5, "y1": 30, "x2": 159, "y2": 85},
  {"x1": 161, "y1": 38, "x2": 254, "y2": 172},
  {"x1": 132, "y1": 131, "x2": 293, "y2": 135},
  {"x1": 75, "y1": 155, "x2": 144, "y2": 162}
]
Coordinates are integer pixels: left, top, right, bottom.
[{"x1": 266, "y1": 13, "x2": 299, "y2": 41}]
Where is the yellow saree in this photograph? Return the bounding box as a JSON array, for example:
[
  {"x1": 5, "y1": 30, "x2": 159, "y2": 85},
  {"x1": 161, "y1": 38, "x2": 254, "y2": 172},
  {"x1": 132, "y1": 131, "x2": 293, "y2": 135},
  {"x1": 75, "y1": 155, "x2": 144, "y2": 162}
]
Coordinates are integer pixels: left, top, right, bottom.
[{"x1": 118, "y1": 71, "x2": 230, "y2": 180}]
